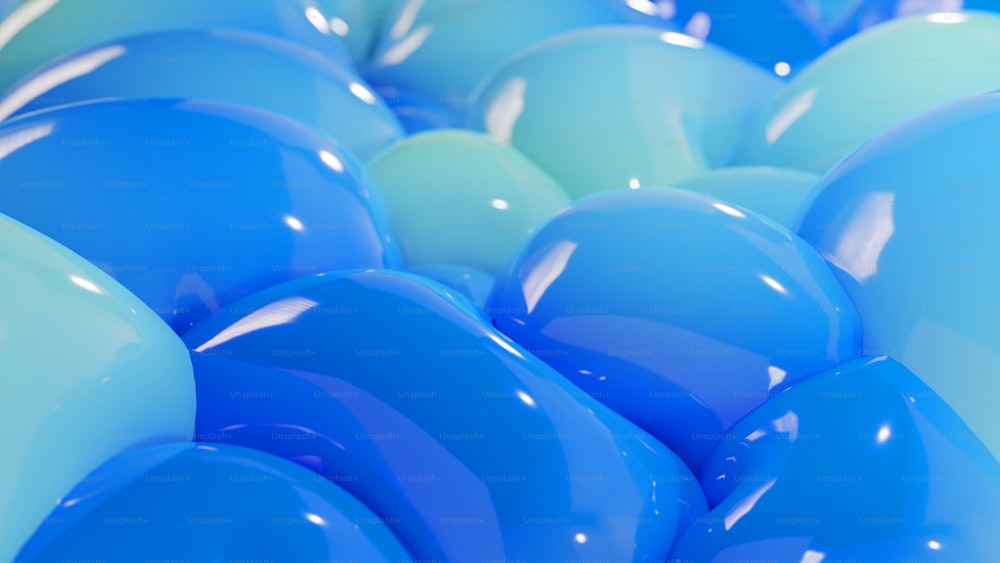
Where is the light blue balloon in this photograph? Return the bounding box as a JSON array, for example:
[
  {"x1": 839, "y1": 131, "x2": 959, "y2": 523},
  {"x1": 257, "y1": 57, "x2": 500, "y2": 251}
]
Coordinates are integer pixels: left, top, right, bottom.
[
  {"x1": 376, "y1": 86, "x2": 462, "y2": 134},
  {"x1": 0, "y1": 29, "x2": 402, "y2": 161},
  {"x1": 673, "y1": 357, "x2": 1000, "y2": 561},
  {"x1": 468, "y1": 26, "x2": 783, "y2": 199},
  {"x1": 0, "y1": 214, "x2": 194, "y2": 562},
  {"x1": 408, "y1": 263, "x2": 494, "y2": 310},
  {"x1": 317, "y1": 0, "x2": 383, "y2": 61},
  {"x1": 487, "y1": 187, "x2": 863, "y2": 470},
  {"x1": 797, "y1": 91, "x2": 1000, "y2": 461},
  {"x1": 673, "y1": 166, "x2": 820, "y2": 227},
  {"x1": 364, "y1": 0, "x2": 675, "y2": 112}
]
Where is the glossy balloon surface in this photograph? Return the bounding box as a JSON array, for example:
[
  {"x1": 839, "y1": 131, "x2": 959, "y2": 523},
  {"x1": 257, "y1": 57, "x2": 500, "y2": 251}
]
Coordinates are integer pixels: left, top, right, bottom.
[
  {"x1": 366, "y1": 130, "x2": 570, "y2": 274},
  {"x1": 469, "y1": 26, "x2": 782, "y2": 199},
  {"x1": 376, "y1": 86, "x2": 462, "y2": 134},
  {"x1": 0, "y1": 0, "x2": 353, "y2": 93},
  {"x1": 183, "y1": 269, "x2": 707, "y2": 563},
  {"x1": 0, "y1": 99, "x2": 400, "y2": 333},
  {"x1": 674, "y1": 166, "x2": 820, "y2": 227},
  {"x1": 672, "y1": 357, "x2": 1000, "y2": 561},
  {"x1": 1, "y1": 29, "x2": 402, "y2": 160},
  {"x1": 0, "y1": 214, "x2": 194, "y2": 562},
  {"x1": 487, "y1": 188, "x2": 862, "y2": 470},
  {"x1": 733, "y1": 11, "x2": 1000, "y2": 173},
  {"x1": 317, "y1": 0, "x2": 382, "y2": 61},
  {"x1": 797, "y1": 91, "x2": 1000, "y2": 461},
  {"x1": 408, "y1": 263, "x2": 494, "y2": 310},
  {"x1": 16, "y1": 443, "x2": 411, "y2": 562}
]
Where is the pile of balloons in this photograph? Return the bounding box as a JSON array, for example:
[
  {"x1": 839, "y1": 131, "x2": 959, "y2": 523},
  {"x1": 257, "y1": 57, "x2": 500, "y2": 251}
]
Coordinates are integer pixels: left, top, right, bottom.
[{"x1": 1, "y1": 0, "x2": 998, "y2": 561}]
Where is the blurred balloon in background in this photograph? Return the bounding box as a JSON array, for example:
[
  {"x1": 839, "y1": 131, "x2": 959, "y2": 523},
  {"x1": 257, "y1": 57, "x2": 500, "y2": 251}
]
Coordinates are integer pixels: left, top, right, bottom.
[
  {"x1": 408, "y1": 263, "x2": 494, "y2": 310},
  {"x1": 469, "y1": 26, "x2": 782, "y2": 199},
  {"x1": 487, "y1": 188, "x2": 862, "y2": 470},
  {"x1": 674, "y1": 356, "x2": 1000, "y2": 561},
  {"x1": 317, "y1": 0, "x2": 385, "y2": 62},
  {"x1": 184, "y1": 270, "x2": 707, "y2": 563},
  {"x1": 673, "y1": 166, "x2": 820, "y2": 227},
  {"x1": 16, "y1": 443, "x2": 412, "y2": 562},
  {"x1": 797, "y1": 91, "x2": 1000, "y2": 462},
  {"x1": 0, "y1": 99, "x2": 400, "y2": 333},
  {"x1": 0, "y1": 214, "x2": 194, "y2": 562},
  {"x1": 376, "y1": 86, "x2": 462, "y2": 134}
]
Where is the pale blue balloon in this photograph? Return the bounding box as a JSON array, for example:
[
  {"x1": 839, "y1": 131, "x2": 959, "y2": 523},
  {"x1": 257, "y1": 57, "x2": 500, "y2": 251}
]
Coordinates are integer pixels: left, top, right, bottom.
[
  {"x1": 469, "y1": 26, "x2": 783, "y2": 199},
  {"x1": 797, "y1": 91, "x2": 1000, "y2": 461},
  {"x1": 673, "y1": 166, "x2": 820, "y2": 227},
  {"x1": 0, "y1": 213, "x2": 195, "y2": 561}
]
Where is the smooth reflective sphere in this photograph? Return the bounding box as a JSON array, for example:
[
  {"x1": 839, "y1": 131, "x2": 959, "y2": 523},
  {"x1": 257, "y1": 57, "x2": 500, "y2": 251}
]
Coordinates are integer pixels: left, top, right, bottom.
[
  {"x1": 0, "y1": 99, "x2": 400, "y2": 333},
  {"x1": 366, "y1": 130, "x2": 570, "y2": 274},
  {"x1": 673, "y1": 166, "x2": 820, "y2": 227},
  {"x1": 469, "y1": 26, "x2": 782, "y2": 199},
  {"x1": 487, "y1": 188, "x2": 862, "y2": 470},
  {"x1": 408, "y1": 263, "x2": 494, "y2": 310},
  {"x1": 733, "y1": 11, "x2": 1000, "y2": 174},
  {"x1": 0, "y1": 214, "x2": 194, "y2": 562},
  {"x1": 0, "y1": 29, "x2": 402, "y2": 160},
  {"x1": 376, "y1": 86, "x2": 462, "y2": 134},
  {"x1": 0, "y1": 0, "x2": 354, "y2": 93},
  {"x1": 797, "y1": 91, "x2": 1000, "y2": 461},
  {"x1": 317, "y1": 0, "x2": 383, "y2": 62},
  {"x1": 673, "y1": 357, "x2": 1000, "y2": 561},
  {"x1": 16, "y1": 443, "x2": 412, "y2": 562},
  {"x1": 183, "y1": 270, "x2": 707, "y2": 563}
]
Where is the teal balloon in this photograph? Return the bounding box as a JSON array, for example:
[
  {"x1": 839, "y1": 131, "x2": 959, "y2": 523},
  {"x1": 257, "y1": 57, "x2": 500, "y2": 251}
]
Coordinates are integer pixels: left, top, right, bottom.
[
  {"x1": 469, "y1": 26, "x2": 783, "y2": 199},
  {"x1": 0, "y1": 0, "x2": 353, "y2": 94},
  {"x1": 797, "y1": 91, "x2": 1000, "y2": 461},
  {"x1": 733, "y1": 11, "x2": 1000, "y2": 174},
  {"x1": 673, "y1": 166, "x2": 820, "y2": 227},
  {"x1": 366, "y1": 130, "x2": 570, "y2": 274},
  {"x1": 0, "y1": 214, "x2": 194, "y2": 562}
]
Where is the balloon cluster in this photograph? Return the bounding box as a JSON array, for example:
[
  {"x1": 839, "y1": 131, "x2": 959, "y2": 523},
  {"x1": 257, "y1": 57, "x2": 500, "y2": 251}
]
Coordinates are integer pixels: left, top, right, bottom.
[{"x1": 1, "y1": 1, "x2": 998, "y2": 561}]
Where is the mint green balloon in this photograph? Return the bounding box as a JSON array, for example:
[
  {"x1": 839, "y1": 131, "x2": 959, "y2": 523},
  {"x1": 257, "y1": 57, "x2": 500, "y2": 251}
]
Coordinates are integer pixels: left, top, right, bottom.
[
  {"x1": 366, "y1": 129, "x2": 570, "y2": 274},
  {"x1": 733, "y1": 11, "x2": 1000, "y2": 174},
  {"x1": 0, "y1": 214, "x2": 195, "y2": 561},
  {"x1": 673, "y1": 166, "x2": 820, "y2": 227}
]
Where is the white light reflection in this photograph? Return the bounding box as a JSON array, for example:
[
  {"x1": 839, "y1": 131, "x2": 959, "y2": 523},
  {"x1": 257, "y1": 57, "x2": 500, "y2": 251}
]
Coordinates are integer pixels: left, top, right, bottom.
[
  {"x1": 714, "y1": 202, "x2": 746, "y2": 218},
  {"x1": 0, "y1": 0, "x2": 58, "y2": 51},
  {"x1": 574, "y1": 533, "x2": 587, "y2": 544},
  {"x1": 284, "y1": 215, "x2": 305, "y2": 232},
  {"x1": 629, "y1": 178, "x2": 641, "y2": 190},
  {"x1": 829, "y1": 192, "x2": 895, "y2": 284},
  {"x1": 305, "y1": 7, "x2": 330, "y2": 33},
  {"x1": 876, "y1": 424, "x2": 892, "y2": 444},
  {"x1": 767, "y1": 366, "x2": 787, "y2": 390},
  {"x1": 926, "y1": 12, "x2": 968, "y2": 24},
  {"x1": 725, "y1": 479, "x2": 776, "y2": 530},
  {"x1": 772, "y1": 411, "x2": 799, "y2": 441},
  {"x1": 928, "y1": 540, "x2": 942, "y2": 550},
  {"x1": 683, "y1": 12, "x2": 712, "y2": 41},
  {"x1": 193, "y1": 297, "x2": 319, "y2": 352},
  {"x1": 330, "y1": 17, "x2": 350, "y2": 37},
  {"x1": 319, "y1": 149, "x2": 345, "y2": 172},
  {"x1": 485, "y1": 77, "x2": 527, "y2": 145},
  {"x1": 516, "y1": 390, "x2": 536, "y2": 408},
  {"x1": 490, "y1": 198, "x2": 510, "y2": 211},
  {"x1": 378, "y1": 24, "x2": 433, "y2": 66},
  {"x1": 774, "y1": 62, "x2": 791, "y2": 77},
  {"x1": 389, "y1": 0, "x2": 424, "y2": 40},
  {"x1": 349, "y1": 82, "x2": 377, "y2": 105},
  {"x1": 520, "y1": 241, "x2": 578, "y2": 314},
  {"x1": 801, "y1": 550, "x2": 826, "y2": 563},
  {"x1": 626, "y1": 0, "x2": 658, "y2": 16},
  {"x1": 70, "y1": 275, "x2": 103, "y2": 295},
  {"x1": 305, "y1": 513, "x2": 326, "y2": 526},
  {"x1": 661, "y1": 31, "x2": 704, "y2": 49},
  {"x1": 761, "y1": 275, "x2": 789, "y2": 295},
  {"x1": 766, "y1": 88, "x2": 818, "y2": 144},
  {"x1": 0, "y1": 122, "x2": 54, "y2": 160}
]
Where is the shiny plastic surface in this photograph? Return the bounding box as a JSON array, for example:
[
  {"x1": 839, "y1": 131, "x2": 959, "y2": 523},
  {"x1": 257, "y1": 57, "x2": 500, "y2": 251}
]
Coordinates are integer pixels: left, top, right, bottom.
[
  {"x1": 1, "y1": 29, "x2": 402, "y2": 160},
  {"x1": 0, "y1": 0, "x2": 353, "y2": 93},
  {"x1": 469, "y1": 26, "x2": 782, "y2": 199},
  {"x1": 673, "y1": 357, "x2": 1000, "y2": 561},
  {"x1": 0, "y1": 99, "x2": 400, "y2": 333},
  {"x1": 364, "y1": 0, "x2": 675, "y2": 111},
  {"x1": 16, "y1": 443, "x2": 412, "y2": 562},
  {"x1": 673, "y1": 166, "x2": 820, "y2": 227},
  {"x1": 487, "y1": 188, "x2": 862, "y2": 470},
  {"x1": 733, "y1": 11, "x2": 1000, "y2": 174},
  {"x1": 797, "y1": 91, "x2": 1000, "y2": 461},
  {"x1": 317, "y1": 0, "x2": 382, "y2": 61},
  {"x1": 183, "y1": 269, "x2": 707, "y2": 563},
  {"x1": 408, "y1": 263, "x2": 494, "y2": 310},
  {"x1": 376, "y1": 86, "x2": 462, "y2": 134},
  {"x1": 366, "y1": 129, "x2": 570, "y2": 274},
  {"x1": 0, "y1": 214, "x2": 194, "y2": 562}
]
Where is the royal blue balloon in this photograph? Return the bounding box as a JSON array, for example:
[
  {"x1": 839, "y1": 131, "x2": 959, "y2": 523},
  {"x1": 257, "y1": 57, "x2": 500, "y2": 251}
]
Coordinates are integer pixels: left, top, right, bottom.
[
  {"x1": 16, "y1": 443, "x2": 411, "y2": 561},
  {"x1": 671, "y1": 357, "x2": 1000, "y2": 561},
  {"x1": 487, "y1": 188, "x2": 862, "y2": 470},
  {"x1": 796, "y1": 91, "x2": 1000, "y2": 461},
  {"x1": 408, "y1": 263, "x2": 494, "y2": 310},
  {"x1": 376, "y1": 86, "x2": 461, "y2": 134},
  {"x1": 0, "y1": 99, "x2": 400, "y2": 333},
  {"x1": 0, "y1": 29, "x2": 402, "y2": 160},
  {"x1": 183, "y1": 269, "x2": 707, "y2": 563}
]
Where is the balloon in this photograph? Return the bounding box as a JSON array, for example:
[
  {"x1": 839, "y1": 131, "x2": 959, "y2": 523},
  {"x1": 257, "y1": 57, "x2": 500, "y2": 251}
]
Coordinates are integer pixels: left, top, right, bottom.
[
  {"x1": 183, "y1": 269, "x2": 707, "y2": 563},
  {"x1": 0, "y1": 29, "x2": 402, "y2": 161},
  {"x1": 487, "y1": 188, "x2": 862, "y2": 470},
  {"x1": 672, "y1": 357, "x2": 1000, "y2": 561},
  {"x1": 364, "y1": 0, "x2": 675, "y2": 112},
  {"x1": 468, "y1": 26, "x2": 782, "y2": 199},
  {"x1": 733, "y1": 11, "x2": 1000, "y2": 174},
  {"x1": 376, "y1": 86, "x2": 462, "y2": 134},
  {"x1": 408, "y1": 263, "x2": 494, "y2": 310},
  {"x1": 673, "y1": 166, "x2": 820, "y2": 227},
  {"x1": 0, "y1": 213, "x2": 194, "y2": 562},
  {"x1": 0, "y1": 0, "x2": 355, "y2": 93},
  {"x1": 0, "y1": 98, "x2": 400, "y2": 333},
  {"x1": 796, "y1": 90, "x2": 1000, "y2": 461},
  {"x1": 16, "y1": 443, "x2": 411, "y2": 562},
  {"x1": 366, "y1": 130, "x2": 570, "y2": 274},
  {"x1": 317, "y1": 0, "x2": 382, "y2": 62}
]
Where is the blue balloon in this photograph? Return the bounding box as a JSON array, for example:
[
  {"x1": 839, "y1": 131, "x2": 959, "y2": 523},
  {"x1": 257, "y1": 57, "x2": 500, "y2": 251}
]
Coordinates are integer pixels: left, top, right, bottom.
[
  {"x1": 375, "y1": 86, "x2": 462, "y2": 134},
  {"x1": 183, "y1": 269, "x2": 707, "y2": 563},
  {"x1": 487, "y1": 188, "x2": 862, "y2": 470},
  {"x1": 408, "y1": 263, "x2": 494, "y2": 310},
  {"x1": 0, "y1": 99, "x2": 400, "y2": 333},
  {"x1": 672, "y1": 357, "x2": 1000, "y2": 561},
  {"x1": 673, "y1": 166, "x2": 820, "y2": 228},
  {"x1": 16, "y1": 443, "x2": 411, "y2": 561},
  {"x1": 796, "y1": 91, "x2": 1000, "y2": 462},
  {"x1": 0, "y1": 29, "x2": 402, "y2": 160}
]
